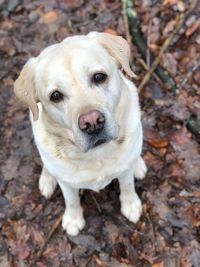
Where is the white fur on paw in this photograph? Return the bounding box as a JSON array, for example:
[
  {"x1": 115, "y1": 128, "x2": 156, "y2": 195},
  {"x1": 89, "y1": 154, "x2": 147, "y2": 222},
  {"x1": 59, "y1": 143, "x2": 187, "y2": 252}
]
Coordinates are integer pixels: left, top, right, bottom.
[
  {"x1": 62, "y1": 212, "x2": 85, "y2": 236},
  {"x1": 39, "y1": 173, "x2": 57, "y2": 199},
  {"x1": 135, "y1": 157, "x2": 147, "y2": 180},
  {"x1": 121, "y1": 194, "x2": 142, "y2": 223}
]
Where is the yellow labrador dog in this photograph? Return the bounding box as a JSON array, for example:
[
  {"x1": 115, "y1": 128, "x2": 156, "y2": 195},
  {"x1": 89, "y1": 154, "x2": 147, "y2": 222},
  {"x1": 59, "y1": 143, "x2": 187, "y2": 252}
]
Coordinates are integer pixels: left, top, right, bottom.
[{"x1": 14, "y1": 32, "x2": 147, "y2": 236}]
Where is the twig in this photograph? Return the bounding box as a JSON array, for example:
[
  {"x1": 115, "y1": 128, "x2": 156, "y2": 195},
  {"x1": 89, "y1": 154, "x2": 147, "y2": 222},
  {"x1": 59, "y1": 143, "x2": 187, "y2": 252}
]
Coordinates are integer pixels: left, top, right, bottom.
[
  {"x1": 121, "y1": 0, "x2": 134, "y2": 70},
  {"x1": 29, "y1": 213, "x2": 63, "y2": 267},
  {"x1": 90, "y1": 192, "x2": 102, "y2": 213},
  {"x1": 137, "y1": 58, "x2": 162, "y2": 86},
  {"x1": 121, "y1": 0, "x2": 132, "y2": 48},
  {"x1": 178, "y1": 57, "x2": 200, "y2": 89},
  {"x1": 138, "y1": 0, "x2": 198, "y2": 93},
  {"x1": 147, "y1": 19, "x2": 152, "y2": 68},
  {"x1": 125, "y1": 0, "x2": 177, "y2": 92}
]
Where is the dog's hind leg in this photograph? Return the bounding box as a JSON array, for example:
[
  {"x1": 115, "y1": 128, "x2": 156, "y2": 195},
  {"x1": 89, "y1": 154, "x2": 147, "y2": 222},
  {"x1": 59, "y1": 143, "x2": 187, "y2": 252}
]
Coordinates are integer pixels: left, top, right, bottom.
[
  {"x1": 39, "y1": 166, "x2": 57, "y2": 199},
  {"x1": 134, "y1": 157, "x2": 147, "y2": 180}
]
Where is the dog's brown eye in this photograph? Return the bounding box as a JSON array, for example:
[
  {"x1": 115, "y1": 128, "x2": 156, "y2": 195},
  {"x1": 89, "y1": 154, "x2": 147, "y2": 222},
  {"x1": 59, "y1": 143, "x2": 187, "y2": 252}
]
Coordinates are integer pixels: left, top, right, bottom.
[
  {"x1": 92, "y1": 73, "x2": 107, "y2": 84},
  {"x1": 50, "y1": 90, "x2": 64, "y2": 103}
]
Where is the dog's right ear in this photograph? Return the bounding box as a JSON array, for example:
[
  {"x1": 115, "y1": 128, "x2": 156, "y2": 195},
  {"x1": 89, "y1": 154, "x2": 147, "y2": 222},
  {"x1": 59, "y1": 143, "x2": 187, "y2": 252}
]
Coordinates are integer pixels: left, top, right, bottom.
[
  {"x1": 14, "y1": 58, "x2": 39, "y2": 121},
  {"x1": 88, "y1": 32, "x2": 136, "y2": 78}
]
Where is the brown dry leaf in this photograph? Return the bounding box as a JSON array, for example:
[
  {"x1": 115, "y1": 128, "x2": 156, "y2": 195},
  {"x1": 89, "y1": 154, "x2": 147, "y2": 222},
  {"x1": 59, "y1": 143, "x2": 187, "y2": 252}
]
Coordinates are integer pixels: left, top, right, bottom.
[
  {"x1": 147, "y1": 190, "x2": 170, "y2": 220},
  {"x1": 187, "y1": 204, "x2": 200, "y2": 227},
  {"x1": 177, "y1": 1, "x2": 185, "y2": 12},
  {"x1": 170, "y1": 127, "x2": 200, "y2": 182},
  {"x1": 31, "y1": 228, "x2": 44, "y2": 245},
  {"x1": 42, "y1": 11, "x2": 59, "y2": 24},
  {"x1": 171, "y1": 127, "x2": 191, "y2": 145},
  {"x1": 1, "y1": 156, "x2": 20, "y2": 181},
  {"x1": 0, "y1": 36, "x2": 16, "y2": 56},
  {"x1": 164, "y1": 0, "x2": 178, "y2": 5},
  {"x1": 143, "y1": 151, "x2": 164, "y2": 171},
  {"x1": 15, "y1": 241, "x2": 30, "y2": 260},
  {"x1": 186, "y1": 19, "x2": 200, "y2": 37},
  {"x1": 148, "y1": 139, "x2": 168, "y2": 148},
  {"x1": 62, "y1": 0, "x2": 79, "y2": 6},
  {"x1": 163, "y1": 20, "x2": 176, "y2": 36},
  {"x1": 144, "y1": 129, "x2": 169, "y2": 148},
  {"x1": 104, "y1": 28, "x2": 118, "y2": 36},
  {"x1": 43, "y1": 244, "x2": 59, "y2": 258},
  {"x1": 152, "y1": 261, "x2": 164, "y2": 267},
  {"x1": 105, "y1": 221, "x2": 119, "y2": 243},
  {"x1": 162, "y1": 53, "x2": 177, "y2": 76},
  {"x1": 165, "y1": 92, "x2": 190, "y2": 121},
  {"x1": 193, "y1": 71, "x2": 200, "y2": 85},
  {"x1": 94, "y1": 255, "x2": 106, "y2": 267},
  {"x1": 166, "y1": 162, "x2": 185, "y2": 178}
]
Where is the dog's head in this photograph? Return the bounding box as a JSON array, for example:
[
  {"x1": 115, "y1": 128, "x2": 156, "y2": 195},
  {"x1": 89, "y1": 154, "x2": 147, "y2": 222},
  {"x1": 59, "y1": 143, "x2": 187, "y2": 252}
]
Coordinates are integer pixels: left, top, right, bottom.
[{"x1": 14, "y1": 32, "x2": 135, "y2": 152}]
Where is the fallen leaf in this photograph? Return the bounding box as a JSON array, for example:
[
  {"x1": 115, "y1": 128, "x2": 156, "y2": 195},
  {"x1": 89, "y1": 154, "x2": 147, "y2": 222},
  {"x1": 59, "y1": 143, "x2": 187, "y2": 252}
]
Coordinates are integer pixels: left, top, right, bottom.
[
  {"x1": 152, "y1": 261, "x2": 164, "y2": 267},
  {"x1": 177, "y1": 1, "x2": 185, "y2": 12},
  {"x1": 105, "y1": 221, "x2": 119, "y2": 243},
  {"x1": 164, "y1": 0, "x2": 178, "y2": 5},
  {"x1": 162, "y1": 53, "x2": 177, "y2": 76},
  {"x1": 164, "y1": 92, "x2": 190, "y2": 121},
  {"x1": 171, "y1": 127, "x2": 191, "y2": 145},
  {"x1": 42, "y1": 11, "x2": 59, "y2": 24},
  {"x1": 31, "y1": 228, "x2": 44, "y2": 245},
  {"x1": 143, "y1": 151, "x2": 164, "y2": 171},
  {"x1": 187, "y1": 204, "x2": 200, "y2": 227},
  {"x1": 186, "y1": 19, "x2": 200, "y2": 37},
  {"x1": 163, "y1": 20, "x2": 176, "y2": 36},
  {"x1": 94, "y1": 255, "x2": 106, "y2": 267},
  {"x1": 104, "y1": 28, "x2": 117, "y2": 36},
  {"x1": 15, "y1": 241, "x2": 30, "y2": 260},
  {"x1": 144, "y1": 129, "x2": 169, "y2": 148}
]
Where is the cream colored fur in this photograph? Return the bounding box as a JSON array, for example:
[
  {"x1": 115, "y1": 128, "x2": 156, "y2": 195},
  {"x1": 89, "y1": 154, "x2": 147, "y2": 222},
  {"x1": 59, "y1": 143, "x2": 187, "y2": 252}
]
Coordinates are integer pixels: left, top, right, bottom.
[{"x1": 14, "y1": 32, "x2": 147, "y2": 236}]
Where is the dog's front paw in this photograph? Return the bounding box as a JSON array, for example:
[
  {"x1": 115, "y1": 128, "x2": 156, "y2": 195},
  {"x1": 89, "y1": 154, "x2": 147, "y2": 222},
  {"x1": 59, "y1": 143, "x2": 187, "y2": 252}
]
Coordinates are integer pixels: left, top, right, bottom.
[
  {"x1": 39, "y1": 169, "x2": 57, "y2": 199},
  {"x1": 121, "y1": 193, "x2": 142, "y2": 223},
  {"x1": 62, "y1": 211, "x2": 85, "y2": 236},
  {"x1": 134, "y1": 157, "x2": 147, "y2": 180}
]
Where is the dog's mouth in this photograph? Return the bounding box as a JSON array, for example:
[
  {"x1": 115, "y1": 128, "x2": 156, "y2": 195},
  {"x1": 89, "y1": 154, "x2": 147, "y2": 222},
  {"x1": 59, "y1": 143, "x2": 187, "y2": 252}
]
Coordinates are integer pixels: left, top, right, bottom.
[
  {"x1": 80, "y1": 124, "x2": 119, "y2": 152},
  {"x1": 93, "y1": 138, "x2": 107, "y2": 148}
]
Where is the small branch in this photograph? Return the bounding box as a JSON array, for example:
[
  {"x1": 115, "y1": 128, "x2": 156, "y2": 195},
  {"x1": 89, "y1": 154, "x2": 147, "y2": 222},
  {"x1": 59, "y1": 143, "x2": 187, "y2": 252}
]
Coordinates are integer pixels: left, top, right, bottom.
[
  {"x1": 90, "y1": 192, "x2": 102, "y2": 213},
  {"x1": 137, "y1": 58, "x2": 162, "y2": 86},
  {"x1": 125, "y1": 0, "x2": 177, "y2": 92},
  {"x1": 178, "y1": 58, "x2": 200, "y2": 89},
  {"x1": 125, "y1": 0, "x2": 198, "y2": 93},
  {"x1": 121, "y1": 0, "x2": 132, "y2": 47},
  {"x1": 121, "y1": 0, "x2": 134, "y2": 70},
  {"x1": 29, "y1": 213, "x2": 63, "y2": 267},
  {"x1": 137, "y1": 0, "x2": 198, "y2": 93}
]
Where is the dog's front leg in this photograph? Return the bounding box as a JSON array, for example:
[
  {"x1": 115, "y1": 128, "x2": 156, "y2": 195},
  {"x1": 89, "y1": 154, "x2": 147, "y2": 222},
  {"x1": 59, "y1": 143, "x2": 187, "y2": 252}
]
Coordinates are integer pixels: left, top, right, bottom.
[
  {"x1": 118, "y1": 167, "x2": 142, "y2": 223},
  {"x1": 57, "y1": 180, "x2": 85, "y2": 236},
  {"x1": 39, "y1": 167, "x2": 57, "y2": 199}
]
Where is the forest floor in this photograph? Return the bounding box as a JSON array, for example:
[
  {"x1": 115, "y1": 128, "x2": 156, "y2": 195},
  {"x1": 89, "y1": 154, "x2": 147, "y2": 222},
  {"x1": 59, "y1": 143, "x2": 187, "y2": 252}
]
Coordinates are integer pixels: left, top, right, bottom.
[{"x1": 0, "y1": 0, "x2": 199, "y2": 266}]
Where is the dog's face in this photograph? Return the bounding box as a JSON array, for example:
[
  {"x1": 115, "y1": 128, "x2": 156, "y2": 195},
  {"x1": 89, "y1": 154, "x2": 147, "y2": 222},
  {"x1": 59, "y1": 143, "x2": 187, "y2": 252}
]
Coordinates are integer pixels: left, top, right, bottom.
[{"x1": 14, "y1": 32, "x2": 135, "y2": 152}]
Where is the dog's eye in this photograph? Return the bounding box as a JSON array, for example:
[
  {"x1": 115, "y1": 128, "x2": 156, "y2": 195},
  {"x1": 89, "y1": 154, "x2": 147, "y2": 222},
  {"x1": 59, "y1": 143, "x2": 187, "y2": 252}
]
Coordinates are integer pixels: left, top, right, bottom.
[
  {"x1": 92, "y1": 73, "x2": 107, "y2": 84},
  {"x1": 50, "y1": 90, "x2": 64, "y2": 103}
]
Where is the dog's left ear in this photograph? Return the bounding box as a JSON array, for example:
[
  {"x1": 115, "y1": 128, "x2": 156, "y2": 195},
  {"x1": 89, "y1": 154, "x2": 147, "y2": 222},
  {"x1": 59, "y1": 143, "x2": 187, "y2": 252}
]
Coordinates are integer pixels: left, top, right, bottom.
[{"x1": 88, "y1": 32, "x2": 136, "y2": 78}]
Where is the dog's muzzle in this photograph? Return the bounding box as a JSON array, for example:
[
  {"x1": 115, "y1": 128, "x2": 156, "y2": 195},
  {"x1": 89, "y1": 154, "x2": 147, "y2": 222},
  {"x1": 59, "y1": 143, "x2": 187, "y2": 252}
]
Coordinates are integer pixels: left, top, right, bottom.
[{"x1": 78, "y1": 109, "x2": 115, "y2": 151}]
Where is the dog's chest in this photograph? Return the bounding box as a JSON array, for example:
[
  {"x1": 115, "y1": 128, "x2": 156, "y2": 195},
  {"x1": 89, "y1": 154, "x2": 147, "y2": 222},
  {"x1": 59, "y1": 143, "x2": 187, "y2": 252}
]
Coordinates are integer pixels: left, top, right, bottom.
[{"x1": 38, "y1": 138, "x2": 140, "y2": 191}]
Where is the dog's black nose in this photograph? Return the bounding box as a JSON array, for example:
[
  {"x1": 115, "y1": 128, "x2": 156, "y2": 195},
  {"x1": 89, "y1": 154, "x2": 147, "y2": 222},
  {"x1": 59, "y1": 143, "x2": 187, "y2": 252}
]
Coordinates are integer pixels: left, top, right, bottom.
[{"x1": 78, "y1": 110, "x2": 105, "y2": 135}]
